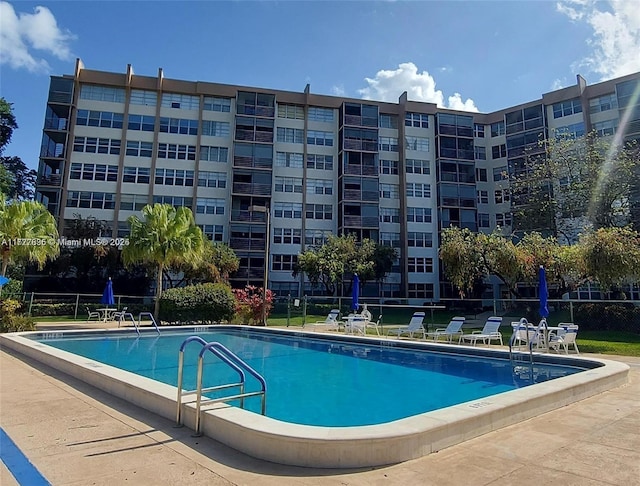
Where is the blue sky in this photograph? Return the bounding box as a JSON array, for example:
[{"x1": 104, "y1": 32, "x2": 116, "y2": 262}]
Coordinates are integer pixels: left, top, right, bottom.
[{"x1": 1, "y1": 0, "x2": 639, "y2": 172}]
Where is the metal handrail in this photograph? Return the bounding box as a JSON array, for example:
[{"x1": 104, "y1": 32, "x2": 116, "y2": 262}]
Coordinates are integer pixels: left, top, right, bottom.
[
  {"x1": 174, "y1": 337, "x2": 267, "y2": 434},
  {"x1": 194, "y1": 342, "x2": 267, "y2": 435},
  {"x1": 138, "y1": 312, "x2": 160, "y2": 334}
]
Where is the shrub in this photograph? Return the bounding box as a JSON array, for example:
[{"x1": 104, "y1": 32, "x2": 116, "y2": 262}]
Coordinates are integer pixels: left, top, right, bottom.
[
  {"x1": 232, "y1": 286, "x2": 274, "y2": 325},
  {"x1": 1, "y1": 298, "x2": 36, "y2": 332},
  {"x1": 574, "y1": 303, "x2": 640, "y2": 333},
  {"x1": 159, "y1": 283, "x2": 235, "y2": 325}
]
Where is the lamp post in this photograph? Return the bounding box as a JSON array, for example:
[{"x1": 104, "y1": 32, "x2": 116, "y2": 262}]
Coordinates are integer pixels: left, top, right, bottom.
[{"x1": 250, "y1": 204, "x2": 270, "y2": 326}]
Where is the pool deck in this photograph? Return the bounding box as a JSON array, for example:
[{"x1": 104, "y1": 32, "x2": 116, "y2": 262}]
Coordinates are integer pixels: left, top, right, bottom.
[{"x1": 1, "y1": 321, "x2": 639, "y2": 485}]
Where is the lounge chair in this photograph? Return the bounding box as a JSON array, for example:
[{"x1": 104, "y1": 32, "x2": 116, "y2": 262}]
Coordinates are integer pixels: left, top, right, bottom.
[
  {"x1": 366, "y1": 315, "x2": 382, "y2": 336},
  {"x1": 85, "y1": 306, "x2": 101, "y2": 322},
  {"x1": 387, "y1": 312, "x2": 426, "y2": 339},
  {"x1": 307, "y1": 309, "x2": 342, "y2": 331},
  {"x1": 548, "y1": 324, "x2": 580, "y2": 354},
  {"x1": 425, "y1": 316, "x2": 465, "y2": 343},
  {"x1": 460, "y1": 316, "x2": 503, "y2": 346}
]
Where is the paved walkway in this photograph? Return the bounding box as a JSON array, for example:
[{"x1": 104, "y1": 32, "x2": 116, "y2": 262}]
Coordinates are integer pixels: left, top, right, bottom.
[{"x1": 1, "y1": 324, "x2": 639, "y2": 485}]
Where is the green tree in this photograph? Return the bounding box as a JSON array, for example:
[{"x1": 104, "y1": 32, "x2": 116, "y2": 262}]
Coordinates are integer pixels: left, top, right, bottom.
[
  {"x1": 511, "y1": 132, "x2": 640, "y2": 240},
  {"x1": 294, "y1": 234, "x2": 397, "y2": 295},
  {"x1": 177, "y1": 240, "x2": 239, "y2": 286},
  {"x1": 122, "y1": 203, "x2": 205, "y2": 316},
  {"x1": 0, "y1": 196, "x2": 60, "y2": 277},
  {"x1": 0, "y1": 98, "x2": 18, "y2": 153},
  {"x1": 0, "y1": 98, "x2": 37, "y2": 200},
  {"x1": 578, "y1": 226, "x2": 640, "y2": 293}
]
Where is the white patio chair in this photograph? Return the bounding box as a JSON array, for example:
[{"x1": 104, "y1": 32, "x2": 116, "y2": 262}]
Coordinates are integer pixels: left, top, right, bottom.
[
  {"x1": 460, "y1": 316, "x2": 503, "y2": 346},
  {"x1": 425, "y1": 316, "x2": 465, "y2": 343},
  {"x1": 307, "y1": 309, "x2": 342, "y2": 331},
  {"x1": 549, "y1": 324, "x2": 580, "y2": 354},
  {"x1": 387, "y1": 312, "x2": 427, "y2": 339},
  {"x1": 85, "y1": 306, "x2": 101, "y2": 322}
]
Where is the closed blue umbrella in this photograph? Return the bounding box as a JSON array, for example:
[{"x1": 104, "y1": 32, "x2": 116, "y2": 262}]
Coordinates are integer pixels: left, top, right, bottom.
[
  {"x1": 539, "y1": 266, "x2": 549, "y2": 318},
  {"x1": 0, "y1": 275, "x2": 10, "y2": 286},
  {"x1": 351, "y1": 274, "x2": 360, "y2": 312},
  {"x1": 101, "y1": 278, "x2": 115, "y2": 306}
]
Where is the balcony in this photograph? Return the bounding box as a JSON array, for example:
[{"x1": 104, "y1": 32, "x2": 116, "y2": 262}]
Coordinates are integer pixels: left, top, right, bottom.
[
  {"x1": 230, "y1": 210, "x2": 267, "y2": 223},
  {"x1": 232, "y1": 182, "x2": 272, "y2": 196},
  {"x1": 343, "y1": 216, "x2": 379, "y2": 227},
  {"x1": 233, "y1": 156, "x2": 272, "y2": 169},
  {"x1": 38, "y1": 174, "x2": 62, "y2": 187},
  {"x1": 230, "y1": 238, "x2": 266, "y2": 251}
]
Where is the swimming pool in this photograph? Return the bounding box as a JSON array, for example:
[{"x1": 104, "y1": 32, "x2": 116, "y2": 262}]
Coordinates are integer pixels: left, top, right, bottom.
[
  {"x1": 0, "y1": 326, "x2": 629, "y2": 468},
  {"x1": 31, "y1": 328, "x2": 585, "y2": 427}
]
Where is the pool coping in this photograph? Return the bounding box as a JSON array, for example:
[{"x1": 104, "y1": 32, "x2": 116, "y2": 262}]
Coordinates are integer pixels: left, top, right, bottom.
[{"x1": 0, "y1": 325, "x2": 630, "y2": 468}]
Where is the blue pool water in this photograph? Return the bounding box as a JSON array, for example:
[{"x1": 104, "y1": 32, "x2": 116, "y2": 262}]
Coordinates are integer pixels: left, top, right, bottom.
[{"x1": 33, "y1": 329, "x2": 586, "y2": 427}]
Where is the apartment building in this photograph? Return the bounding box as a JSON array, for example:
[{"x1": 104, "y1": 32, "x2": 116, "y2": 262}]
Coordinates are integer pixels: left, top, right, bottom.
[{"x1": 36, "y1": 59, "x2": 640, "y2": 301}]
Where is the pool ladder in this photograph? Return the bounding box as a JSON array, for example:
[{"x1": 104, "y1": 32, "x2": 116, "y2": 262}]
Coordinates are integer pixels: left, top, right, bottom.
[
  {"x1": 175, "y1": 336, "x2": 267, "y2": 435},
  {"x1": 117, "y1": 311, "x2": 160, "y2": 335},
  {"x1": 508, "y1": 319, "x2": 549, "y2": 383}
]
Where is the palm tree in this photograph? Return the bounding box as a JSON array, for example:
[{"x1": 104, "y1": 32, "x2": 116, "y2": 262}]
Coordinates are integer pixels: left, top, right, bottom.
[
  {"x1": 0, "y1": 195, "x2": 60, "y2": 277},
  {"x1": 122, "y1": 203, "x2": 205, "y2": 317}
]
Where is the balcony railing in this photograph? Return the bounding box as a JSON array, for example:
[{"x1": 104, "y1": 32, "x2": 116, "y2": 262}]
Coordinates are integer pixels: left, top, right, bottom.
[
  {"x1": 229, "y1": 238, "x2": 266, "y2": 251},
  {"x1": 232, "y1": 182, "x2": 272, "y2": 196},
  {"x1": 233, "y1": 156, "x2": 273, "y2": 169},
  {"x1": 38, "y1": 175, "x2": 62, "y2": 187},
  {"x1": 230, "y1": 210, "x2": 267, "y2": 223}
]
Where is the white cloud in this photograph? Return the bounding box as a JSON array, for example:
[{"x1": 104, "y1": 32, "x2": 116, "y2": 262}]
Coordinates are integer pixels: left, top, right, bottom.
[
  {"x1": 0, "y1": 1, "x2": 75, "y2": 73},
  {"x1": 358, "y1": 62, "x2": 478, "y2": 112},
  {"x1": 551, "y1": 78, "x2": 566, "y2": 90},
  {"x1": 331, "y1": 84, "x2": 346, "y2": 97},
  {"x1": 557, "y1": 0, "x2": 640, "y2": 79}
]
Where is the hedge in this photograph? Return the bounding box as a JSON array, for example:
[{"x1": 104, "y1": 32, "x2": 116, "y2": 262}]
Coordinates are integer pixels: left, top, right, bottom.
[{"x1": 159, "y1": 283, "x2": 235, "y2": 325}]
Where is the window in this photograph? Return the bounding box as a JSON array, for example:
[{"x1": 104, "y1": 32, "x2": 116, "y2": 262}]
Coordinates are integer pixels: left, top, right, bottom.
[
  {"x1": 474, "y1": 124, "x2": 485, "y2": 138},
  {"x1": 306, "y1": 154, "x2": 333, "y2": 170},
  {"x1": 378, "y1": 136, "x2": 399, "y2": 152},
  {"x1": 478, "y1": 213, "x2": 490, "y2": 228},
  {"x1": 73, "y1": 136, "x2": 120, "y2": 155},
  {"x1": 407, "y1": 207, "x2": 432, "y2": 223},
  {"x1": 379, "y1": 159, "x2": 398, "y2": 175},
  {"x1": 379, "y1": 114, "x2": 399, "y2": 129},
  {"x1": 200, "y1": 145, "x2": 228, "y2": 162},
  {"x1": 476, "y1": 168, "x2": 488, "y2": 182},
  {"x1": 552, "y1": 98, "x2": 583, "y2": 118},
  {"x1": 195, "y1": 198, "x2": 225, "y2": 215},
  {"x1": 496, "y1": 213, "x2": 512, "y2": 227},
  {"x1": 127, "y1": 114, "x2": 155, "y2": 131},
  {"x1": 307, "y1": 130, "x2": 334, "y2": 146},
  {"x1": 474, "y1": 146, "x2": 486, "y2": 160},
  {"x1": 130, "y1": 89, "x2": 157, "y2": 106},
  {"x1": 405, "y1": 136, "x2": 429, "y2": 151},
  {"x1": 79, "y1": 85, "x2": 125, "y2": 103},
  {"x1": 304, "y1": 229, "x2": 331, "y2": 246},
  {"x1": 277, "y1": 104, "x2": 304, "y2": 119},
  {"x1": 406, "y1": 182, "x2": 431, "y2": 198},
  {"x1": 477, "y1": 190, "x2": 488, "y2": 204},
  {"x1": 161, "y1": 93, "x2": 199, "y2": 110},
  {"x1": 380, "y1": 232, "x2": 401, "y2": 248},
  {"x1": 200, "y1": 120, "x2": 228, "y2": 137},
  {"x1": 593, "y1": 119, "x2": 618, "y2": 137},
  {"x1": 275, "y1": 151, "x2": 303, "y2": 168},
  {"x1": 306, "y1": 179, "x2": 333, "y2": 195},
  {"x1": 153, "y1": 195, "x2": 192, "y2": 208},
  {"x1": 405, "y1": 112, "x2": 429, "y2": 128},
  {"x1": 492, "y1": 144, "x2": 507, "y2": 158},
  {"x1": 379, "y1": 183, "x2": 399, "y2": 199},
  {"x1": 66, "y1": 191, "x2": 115, "y2": 209},
  {"x1": 408, "y1": 257, "x2": 433, "y2": 273},
  {"x1": 406, "y1": 159, "x2": 430, "y2": 174},
  {"x1": 122, "y1": 166, "x2": 150, "y2": 184},
  {"x1": 199, "y1": 224, "x2": 224, "y2": 241},
  {"x1": 493, "y1": 166, "x2": 508, "y2": 181},
  {"x1": 408, "y1": 283, "x2": 434, "y2": 299},
  {"x1": 157, "y1": 143, "x2": 196, "y2": 160},
  {"x1": 305, "y1": 203, "x2": 332, "y2": 220},
  {"x1": 76, "y1": 110, "x2": 123, "y2": 129},
  {"x1": 272, "y1": 254, "x2": 298, "y2": 271},
  {"x1": 274, "y1": 202, "x2": 303, "y2": 218},
  {"x1": 197, "y1": 171, "x2": 227, "y2": 188},
  {"x1": 70, "y1": 163, "x2": 118, "y2": 182},
  {"x1": 158, "y1": 117, "x2": 198, "y2": 135},
  {"x1": 119, "y1": 194, "x2": 148, "y2": 211},
  {"x1": 494, "y1": 188, "x2": 510, "y2": 204},
  {"x1": 491, "y1": 121, "x2": 505, "y2": 137},
  {"x1": 554, "y1": 122, "x2": 586, "y2": 140},
  {"x1": 273, "y1": 228, "x2": 301, "y2": 245},
  {"x1": 155, "y1": 169, "x2": 194, "y2": 186},
  {"x1": 589, "y1": 94, "x2": 618, "y2": 113},
  {"x1": 379, "y1": 207, "x2": 400, "y2": 223},
  {"x1": 125, "y1": 140, "x2": 153, "y2": 157},
  {"x1": 308, "y1": 107, "x2": 334, "y2": 122},
  {"x1": 407, "y1": 232, "x2": 433, "y2": 247},
  {"x1": 276, "y1": 127, "x2": 304, "y2": 144},
  {"x1": 203, "y1": 96, "x2": 231, "y2": 112},
  {"x1": 274, "y1": 176, "x2": 303, "y2": 193}
]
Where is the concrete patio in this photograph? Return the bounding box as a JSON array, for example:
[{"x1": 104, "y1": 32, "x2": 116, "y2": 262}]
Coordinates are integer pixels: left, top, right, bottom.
[{"x1": 1, "y1": 323, "x2": 639, "y2": 485}]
